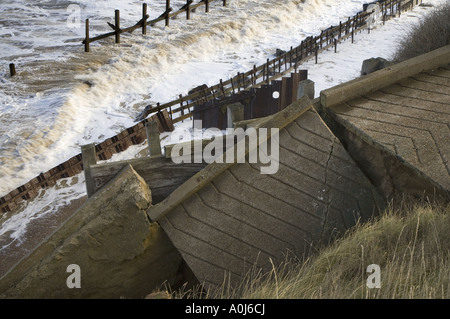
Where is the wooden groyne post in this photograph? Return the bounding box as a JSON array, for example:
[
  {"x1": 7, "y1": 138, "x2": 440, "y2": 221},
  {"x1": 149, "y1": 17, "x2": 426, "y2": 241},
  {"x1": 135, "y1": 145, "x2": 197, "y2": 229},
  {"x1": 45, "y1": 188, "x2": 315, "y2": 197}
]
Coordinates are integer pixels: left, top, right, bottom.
[
  {"x1": 9, "y1": 63, "x2": 16, "y2": 76},
  {"x1": 166, "y1": 0, "x2": 171, "y2": 26},
  {"x1": 186, "y1": 0, "x2": 192, "y2": 20},
  {"x1": 142, "y1": 3, "x2": 148, "y2": 35},
  {"x1": 80, "y1": 0, "x2": 225, "y2": 51},
  {"x1": 115, "y1": 9, "x2": 120, "y2": 44},
  {"x1": 146, "y1": 121, "x2": 162, "y2": 157},
  {"x1": 81, "y1": 144, "x2": 97, "y2": 198},
  {"x1": 85, "y1": 19, "x2": 90, "y2": 52}
]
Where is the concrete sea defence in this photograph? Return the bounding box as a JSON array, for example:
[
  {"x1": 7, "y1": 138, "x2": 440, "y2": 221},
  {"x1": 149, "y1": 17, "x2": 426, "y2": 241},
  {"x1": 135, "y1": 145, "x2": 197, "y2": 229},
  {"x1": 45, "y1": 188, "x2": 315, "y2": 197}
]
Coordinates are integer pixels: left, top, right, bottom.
[{"x1": 0, "y1": 45, "x2": 448, "y2": 298}]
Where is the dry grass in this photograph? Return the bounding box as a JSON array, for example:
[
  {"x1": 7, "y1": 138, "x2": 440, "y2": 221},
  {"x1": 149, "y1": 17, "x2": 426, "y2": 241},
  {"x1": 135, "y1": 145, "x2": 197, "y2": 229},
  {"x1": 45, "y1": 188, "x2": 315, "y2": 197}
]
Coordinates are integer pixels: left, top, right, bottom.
[
  {"x1": 165, "y1": 200, "x2": 450, "y2": 299},
  {"x1": 150, "y1": 4, "x2": 450, "y2": 299},
  {"x1": 392, "y1": 2, "x2": 450, "y2": 62}
]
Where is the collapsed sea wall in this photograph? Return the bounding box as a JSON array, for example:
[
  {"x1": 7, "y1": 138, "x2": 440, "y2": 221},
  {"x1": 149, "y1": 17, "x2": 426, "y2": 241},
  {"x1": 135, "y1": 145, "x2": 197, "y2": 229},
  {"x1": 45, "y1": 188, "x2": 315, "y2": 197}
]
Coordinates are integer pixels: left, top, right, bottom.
[
  {"x1": 0, "y1": 40, "x2": 448, "y2": 301},
  {"x1": 0, "y1": 165, "x2": 196, "y2": 298}
]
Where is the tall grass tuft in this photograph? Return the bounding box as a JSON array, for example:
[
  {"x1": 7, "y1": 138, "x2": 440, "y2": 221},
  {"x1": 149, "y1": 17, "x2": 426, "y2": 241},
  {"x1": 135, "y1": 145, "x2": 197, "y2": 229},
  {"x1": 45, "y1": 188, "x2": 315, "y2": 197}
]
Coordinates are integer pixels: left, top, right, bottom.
[
  {"x1": 392, "y1": 2, "x2": 450, "y2": 62},
  {"x1": 168, "y1": 200, "x2": 450, "y2": 299}
]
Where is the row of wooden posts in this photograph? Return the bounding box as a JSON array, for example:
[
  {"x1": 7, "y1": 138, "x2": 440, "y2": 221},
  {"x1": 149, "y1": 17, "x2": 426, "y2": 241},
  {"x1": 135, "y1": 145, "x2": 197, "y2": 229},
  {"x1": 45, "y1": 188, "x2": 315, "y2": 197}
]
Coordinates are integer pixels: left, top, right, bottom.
[
  {"x1": 7, "y1": 0, "x2": 416, "y2": 76},
  {"x1": 84, "y1": 0, "x2": 227, "y2": 52},
  {"x1": 0, "y1": 109, "x2": 174, "y2": 214},
  {"x1": 1, "y1": 0, "x2": 419, "y2": 214},
  {"x1": 82, "y1": 120, "x2": 162, "y2": 198},
  {"x1": 138, "y1": 0, "x2": 413, "y2": 125}
]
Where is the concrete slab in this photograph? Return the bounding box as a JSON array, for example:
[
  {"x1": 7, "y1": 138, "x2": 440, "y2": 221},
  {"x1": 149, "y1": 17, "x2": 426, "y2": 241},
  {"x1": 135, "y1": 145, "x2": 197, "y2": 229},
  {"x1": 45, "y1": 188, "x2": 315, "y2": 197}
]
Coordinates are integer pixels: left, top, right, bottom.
[
  {"x1": 320, "y1": 47, "x2": 450, "y2": 200},
  {"x1": 320, "y1": 45, "x2": 450, "y2": 109},
  {"x1": 147, "y1": 96, "x2": 385, "y2": 289},
  {"x1": 0, "y1": 165, "x2": 188, "y2": 298}
]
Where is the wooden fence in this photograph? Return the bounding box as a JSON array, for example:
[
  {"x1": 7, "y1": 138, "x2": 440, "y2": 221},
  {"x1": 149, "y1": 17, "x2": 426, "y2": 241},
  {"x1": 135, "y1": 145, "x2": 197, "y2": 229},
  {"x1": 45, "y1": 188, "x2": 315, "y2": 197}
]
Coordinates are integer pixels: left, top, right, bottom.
[
  {"x1": 192, "y1": 70, "x2": 309, "y2": 130},
  {"x1": 138, "y1": 0, "x2": 421, "y2": 125},
  {"x1": 0, "y1": 111, "x2": 173, "y2": 214},
  {"x1": 81, "y1": 120, "x2": 209, "y2": 203},
  {"x1": 83, "y1": 0, "x2": 228, "y2": 52},
  {"x1": 0, "y1": 0, "x2": 421, "y2": 215}
]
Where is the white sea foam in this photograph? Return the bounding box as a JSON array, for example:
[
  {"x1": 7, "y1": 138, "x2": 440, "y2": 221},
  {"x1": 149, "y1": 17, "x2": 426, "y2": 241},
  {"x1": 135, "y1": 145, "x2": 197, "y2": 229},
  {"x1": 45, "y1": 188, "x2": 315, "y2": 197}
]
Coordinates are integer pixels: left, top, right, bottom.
[
  {"x1": 0, "y1": 0, "x2": 446, "y2": 248},
  {"x1": 0, "y1": 173, "x2": 86, "y2": 251},
  {"x1": 0, "y1": 0, "x2": 370, "y2": 196}
]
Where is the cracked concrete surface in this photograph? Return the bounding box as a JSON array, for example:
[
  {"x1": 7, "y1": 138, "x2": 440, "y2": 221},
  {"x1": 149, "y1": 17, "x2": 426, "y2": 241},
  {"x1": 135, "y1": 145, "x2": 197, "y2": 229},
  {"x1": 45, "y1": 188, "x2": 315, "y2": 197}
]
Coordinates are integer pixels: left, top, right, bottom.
[
  {"x1": 324, "y1": 64, "x2": 450, "y2": 200},
  {"x1": 0, "y1": 165, "x2": 187, "y2": 298},
  {"x1": 148, "y1": 97, "x2": 385, "y2": 289},
  {"x1": 5, "y1": 48, "x2": 447, "y2": 297}
]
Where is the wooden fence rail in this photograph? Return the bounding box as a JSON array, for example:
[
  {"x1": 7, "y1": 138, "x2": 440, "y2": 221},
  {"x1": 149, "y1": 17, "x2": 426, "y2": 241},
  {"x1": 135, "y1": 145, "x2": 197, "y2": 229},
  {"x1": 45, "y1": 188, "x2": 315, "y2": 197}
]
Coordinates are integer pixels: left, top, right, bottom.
[
  {"x1": 83, "y1": 0, "x2": 227, "y2": 52},
  {"x1": 138, "y1": 0, "x2": 417, "y2": 124},
  {"x1": 0, "y1": 0, "x2": 420, "y2": 215},
  {"x1": 0, "y1": 110, "x2": 174, "y2": 214}
]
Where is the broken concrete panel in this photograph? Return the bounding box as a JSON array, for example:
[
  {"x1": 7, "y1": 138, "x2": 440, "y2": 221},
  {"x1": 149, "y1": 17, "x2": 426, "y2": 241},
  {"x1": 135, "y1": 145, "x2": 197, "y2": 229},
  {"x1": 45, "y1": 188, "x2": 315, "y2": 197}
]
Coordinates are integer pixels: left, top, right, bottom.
[
  {"x1": 227, "y1": 102, "x2": 245, "y2": 128},
  {"x1": 297, "y1": 79, "x2": 315, "y2": 100},
  {"x1": 148, "y1": 96, "x2": 386, "y2": 290},
  {"x1": 321, "y1": 45, "x2": 450, "y2": 108},
  {"x1": 361, "y1": 57, "x2": 393, "y2": 76},
  {"x1": 322, "y1": 61, "x2": 450, "y2": 201},
  {"x1": 0, "y1": 165, "x2": 190, "y2": 299}
]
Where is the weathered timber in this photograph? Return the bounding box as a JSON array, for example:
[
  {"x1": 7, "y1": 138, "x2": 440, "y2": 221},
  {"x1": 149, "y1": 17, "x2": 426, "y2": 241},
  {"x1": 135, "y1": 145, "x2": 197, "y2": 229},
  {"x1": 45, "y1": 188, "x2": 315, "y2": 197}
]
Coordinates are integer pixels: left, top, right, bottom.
[
  {"x1": 154, "y1": 8, "x2": 173, "y2": 26},
  {"x1": 115, "y1": 9, "x2": 120, "y2": 44},
  {"x1": 142, "y1": 3, "x2": 147, "y2": 35},
  {"x1": 86, "y1": 0, "x2": 369, "y2": 73},
  {"x1": 85, "y1": 19, "x2": 89, "y2": 52},
  {"x1": 81, "y1": 144, "x2": 97, "y2": 198},
  {"x1": 107, "y1": 22, "x2": 119, "y2": 31},
  {"x1": 186, "y1": 0, "x2": 192, "y2": 20},
  {"x1": 89, "y1": 156, "x2": 207, "y2": 204},
  {"x1": 165, "y1": 0, "x2": 171, "y2": 26},
  {"x1": 146, "y1": 120, "x2": 162, "y2": 157},
  {"x1": 9, "y1": 63, "x2": 16, "y2": 77}
]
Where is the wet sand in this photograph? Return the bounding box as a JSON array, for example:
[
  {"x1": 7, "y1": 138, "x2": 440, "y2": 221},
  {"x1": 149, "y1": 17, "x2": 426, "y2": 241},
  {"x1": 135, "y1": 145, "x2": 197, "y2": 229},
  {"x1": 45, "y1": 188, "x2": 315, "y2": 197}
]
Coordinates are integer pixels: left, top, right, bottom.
[{"x1": 0, "y1": 196, "x2": 87, "y2": 279}]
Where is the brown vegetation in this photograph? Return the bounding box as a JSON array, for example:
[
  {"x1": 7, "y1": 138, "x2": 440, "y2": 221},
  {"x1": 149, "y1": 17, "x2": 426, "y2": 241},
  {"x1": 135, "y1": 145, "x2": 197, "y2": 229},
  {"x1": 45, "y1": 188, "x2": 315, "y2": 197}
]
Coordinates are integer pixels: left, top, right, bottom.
[{"x1": 393, "y1": 2, "x2": 450, "y2": 62}]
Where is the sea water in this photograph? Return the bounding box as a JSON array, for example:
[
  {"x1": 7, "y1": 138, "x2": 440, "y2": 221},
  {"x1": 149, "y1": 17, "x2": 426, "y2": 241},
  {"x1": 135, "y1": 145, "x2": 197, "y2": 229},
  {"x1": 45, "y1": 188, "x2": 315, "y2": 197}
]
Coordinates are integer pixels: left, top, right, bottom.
[
  {"x1": 1, "y1": 0, "x2": 390, "y2": 252},
  {"x1": 0, "y1": 0, "x2": 370, "y2": 197}
]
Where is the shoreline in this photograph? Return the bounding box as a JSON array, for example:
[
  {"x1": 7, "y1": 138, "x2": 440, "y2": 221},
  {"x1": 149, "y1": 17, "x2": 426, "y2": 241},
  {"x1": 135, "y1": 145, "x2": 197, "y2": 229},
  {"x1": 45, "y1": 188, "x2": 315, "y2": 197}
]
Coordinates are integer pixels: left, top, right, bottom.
[{"x1": 0, "y1": 196, "x2": 86, "y2": 279}]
